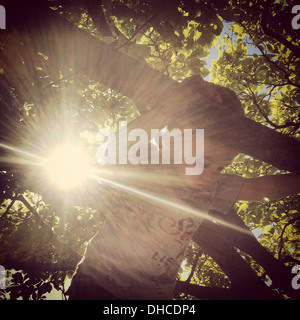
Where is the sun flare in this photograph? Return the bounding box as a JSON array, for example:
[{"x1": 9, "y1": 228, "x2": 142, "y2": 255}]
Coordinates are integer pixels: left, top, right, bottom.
[{"x1": 42, "y1": 144, "x2": 93, "y2": 190}]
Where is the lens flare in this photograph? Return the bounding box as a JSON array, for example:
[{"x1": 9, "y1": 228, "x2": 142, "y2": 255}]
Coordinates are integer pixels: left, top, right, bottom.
[{"x1": 42, "y1": 144, "x2": 92, "y2": 190}]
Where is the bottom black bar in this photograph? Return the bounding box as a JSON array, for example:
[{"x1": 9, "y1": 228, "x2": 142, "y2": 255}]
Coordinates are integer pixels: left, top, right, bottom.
[{"x1": 0, "y1": 300, "x2": 294, "y2": 319}]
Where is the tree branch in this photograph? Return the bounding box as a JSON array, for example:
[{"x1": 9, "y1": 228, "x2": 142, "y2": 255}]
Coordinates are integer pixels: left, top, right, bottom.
[
  {"x1": 261, "y1": 4, "x2": 300, "y2": 59},
  {"x1": 175, "y1": 281, "x2": 280, "y2": 300},
  {"x1": 2, "y1": 258, "x2": 77, "y2": 272},
  {"x1": 86, "y1": 0, "x2": 114, "y2": 38},
  {"x1": 185, "y1": 250, "x2": 203, "y2": 284},
  {"x1": 0, "y1": 196, "x2": 17, "y2": 221},
  {"x1": 278, "y1": 216, "x2": 300, "y2": 260},
  {"x1": 193, "y1": 212, "x2": 300, "y2": 299},
  {"x1": 3, "y1": 3, "x2": 300, "y2": 175},
  {"x1": 237, "y1": 20, "x2": 300, "y2": 90},
  {"x1": 17, "y1": 195, "x2": 82, "y2": 262},
  {"x1": 246, "y1": 81, "x2": 300, "y2": 131}
]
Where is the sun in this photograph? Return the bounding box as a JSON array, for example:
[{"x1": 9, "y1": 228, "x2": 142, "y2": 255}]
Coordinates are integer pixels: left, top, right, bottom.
[{"x1": 42, "y1": 144, "x2": 93, "y2": 190}]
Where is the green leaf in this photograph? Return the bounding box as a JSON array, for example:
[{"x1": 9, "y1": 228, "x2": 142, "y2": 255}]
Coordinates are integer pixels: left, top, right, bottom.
[
  {"x1": 12, "y1": 272, "x2": 23, "y2": 285},
  {"x1": 237, "y1": 202, "x2": 249, "y2": 214},
  {"x1": 38, "y1": 282, "x2": 52, "y2": 298}
]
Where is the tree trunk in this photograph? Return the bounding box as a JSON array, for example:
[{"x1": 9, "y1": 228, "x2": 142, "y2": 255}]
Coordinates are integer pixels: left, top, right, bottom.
[
  {"x1": 6, "y1": 3, "x2": 300, "y2": 175},
  {"x1": 192, "y1": 213, "x2": 300, "y2": 299},
  {"x1": 198, "y1": 212, "x2": 300, "y2": 299},
  {"x1": 2, "y1": 2, "x2": 300, "y2": 300}
]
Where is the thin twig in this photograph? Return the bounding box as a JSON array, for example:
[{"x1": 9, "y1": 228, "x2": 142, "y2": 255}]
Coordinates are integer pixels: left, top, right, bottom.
[
  {"x1": 119, "y1": 15, "x2": 157, "y2": 50},
  {"x1": 0, "y1": 196, "x2": 18, "y2": 221},
  {"x1": 186, "y1": 250, "x2": 203, "y2": 284},
  {"x1": 278, "y1": 216, "x2": 300, "y2": 260}
]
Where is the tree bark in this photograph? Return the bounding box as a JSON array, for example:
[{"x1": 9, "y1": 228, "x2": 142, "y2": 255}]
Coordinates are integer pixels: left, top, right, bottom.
[
  {"x1": 192, "y1": 221, "x2": 281, "y2": 299},
  {"x1": 192, "y1": 213, "x2": 300, "y2": 300},
  {"x1": 4, "y1": 2, "x2": 300, "y2": 175}
]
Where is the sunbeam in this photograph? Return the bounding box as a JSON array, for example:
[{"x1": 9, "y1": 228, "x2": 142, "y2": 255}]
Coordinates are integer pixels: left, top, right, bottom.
[
  {"x1": 0, "y1": 142, "x2": 43, "y2": 161},
  {"x1": 97, "y1": 175, "x2": 251, "y2": 235},
  {"x1": 0, "y1": 141, "x2": 250, "y2": 235}
]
